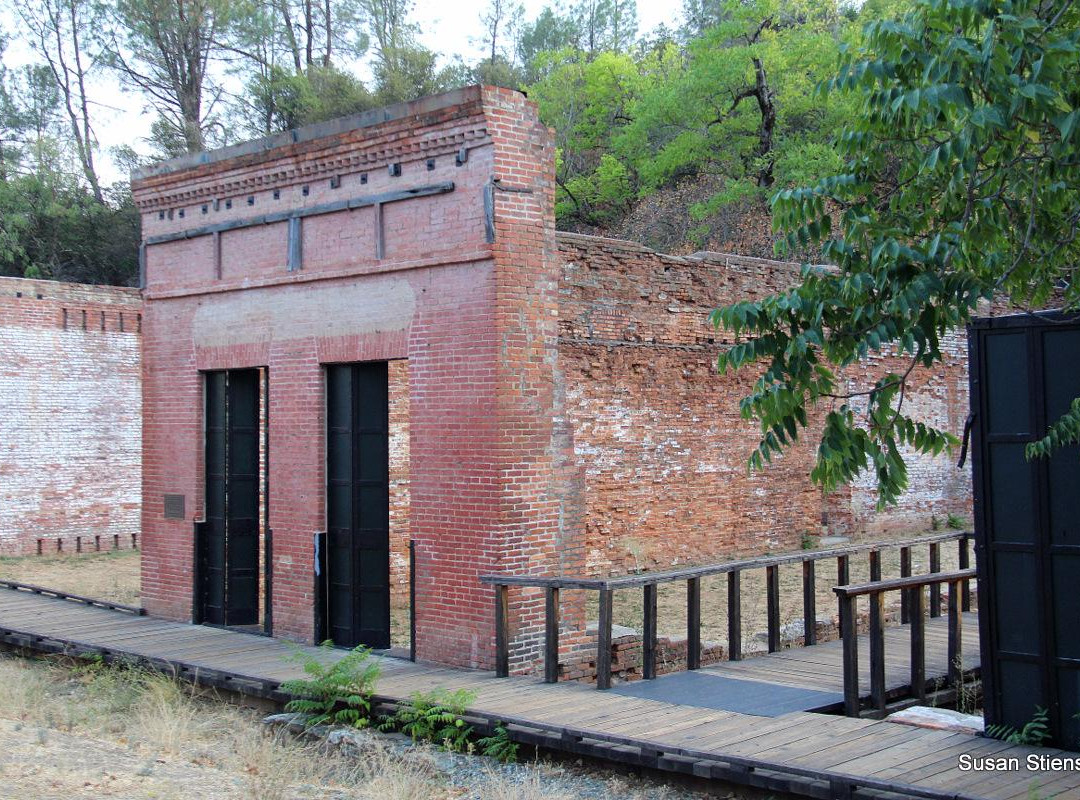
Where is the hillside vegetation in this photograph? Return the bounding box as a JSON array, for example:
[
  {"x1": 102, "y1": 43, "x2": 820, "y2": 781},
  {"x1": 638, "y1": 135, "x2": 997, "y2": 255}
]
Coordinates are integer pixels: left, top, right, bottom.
[{"x1": 0, "y1": 0, "x2": 908, "y2": 284}]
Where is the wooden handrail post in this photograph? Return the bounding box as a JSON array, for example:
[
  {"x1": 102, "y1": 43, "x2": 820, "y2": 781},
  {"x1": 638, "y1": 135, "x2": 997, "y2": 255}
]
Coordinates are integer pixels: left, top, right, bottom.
[
  {"x1": 958, "y1": 536, "x2": 971, "y2": 612},
  {"x1": 869, "y1": 590, "x2": 886, "y2": 716},
  {"x1": 727, "y1": 570, "x2": 742, "y2": 661},
  {"x1": 839, "y1": 593, "x2": 860, "y2": 716},
  {"x1": 866, "y1": 551, "x2": 884, "y2": 715},
  {"x1": 899, "y1": 546, "x2": 912, "y2": 623},
  {"x1": 910, "y1": 585, "x2": 926, "y2": 701},
  {"x1": 869, "y1": 549, "x2": 882, "y2": 582},
  {"x1": 836, "y1": 555, "x2": 849, "y2": 639},
  {"x1": 687, "y1": 577, "x2": 701, "y2": 670},
  {"x1": 495, "y1": 584, "x2": 509, "y2": 678},
  {"x1": 802, "y1": 559, "x2": 817, "y2": 646},
  {"x1": 929, "y1": 542, "x2": 941, "y2": 617},
  {"x1": 544, "y1": 587, "x2": 560, "y2": 684},
  {"x1": 597, "y1": 588, "x2": 613, "y2": 689},
  {"x1": 948, "y1": 580, "x2": 962, "y2": 689},
  {"x1": 643, "y1": 583, "x2": 657, "y2": 679},
  {"x1": 766, "y1": 565, "x2": 780, "y2": 653}
]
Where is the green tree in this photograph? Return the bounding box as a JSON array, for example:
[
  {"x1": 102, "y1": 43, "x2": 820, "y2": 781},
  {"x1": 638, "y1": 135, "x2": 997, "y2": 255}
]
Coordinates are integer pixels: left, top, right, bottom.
[
  {"x1": 617, "y1": 0, "x2": 852, "y2": 225},
  {"x1": 223, "y1": 0, "x2": 372, "y2": 136},
  {"x1": 475, "y1": 0, "x2": 524, "y2": 88},
  {"x1": 529, "y1": 48, "x2": 666, "y2": 224},
  {"x1": 516, "y1": 7, "x2": 582, "y2": 82},
  {"x1": 103, "y1": 0, "x2": 235, "y2": 155},
  {"x1": 712, "y1": 0, "x2": 1080, "y2": 505},
  {"x1": 0, "y1": 171, "x2": 139, "y2": 284},
  {"x1": 19, "y1": 0, "x2": 104, "y2": 201}
]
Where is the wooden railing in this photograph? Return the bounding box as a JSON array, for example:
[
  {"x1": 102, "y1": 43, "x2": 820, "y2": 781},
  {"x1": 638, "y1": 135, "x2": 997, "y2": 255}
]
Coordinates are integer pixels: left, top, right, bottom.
[
  {"x1": 833, "y1": 568, "x2": 977, "y2": 717},
  {"x1": 481, "y1": 530, "x2": 973, "y2": 689}
]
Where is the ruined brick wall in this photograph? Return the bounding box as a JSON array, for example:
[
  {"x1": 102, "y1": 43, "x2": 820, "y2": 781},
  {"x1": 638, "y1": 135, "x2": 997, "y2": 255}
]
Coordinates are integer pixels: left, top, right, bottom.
[
  {"x1": 555, "y1": 233, "x2": 973, "y2": 575},
  {"x1": 0, "y1": 277, "x2": 142, "y2": 556}
]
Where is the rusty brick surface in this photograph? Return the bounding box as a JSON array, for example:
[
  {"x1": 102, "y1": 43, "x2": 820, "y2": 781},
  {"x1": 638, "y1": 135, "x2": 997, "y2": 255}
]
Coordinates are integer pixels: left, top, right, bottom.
[{"x1": 555, "y1": 233, "x2": 973, "y2": 575}]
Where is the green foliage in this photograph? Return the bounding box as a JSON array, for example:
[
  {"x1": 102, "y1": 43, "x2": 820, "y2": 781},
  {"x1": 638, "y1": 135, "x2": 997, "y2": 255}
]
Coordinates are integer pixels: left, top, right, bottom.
[
  {"x1": 279, "y1": 643, "x2": 381, "y2": 729},
  {"x1": 800, "y1": 531, "x2": 818, "y2": 549},
  {"x1": 986, "y1": 707, "x2": 1051, "y2": 746},
  {"x1": 378, "y1": 688, "x2": 476, "y2": 752},
  {"x1": 0, "y1": 171, "x2": 140, "y2": 285},
  {"x1": 712, "y1": 0, "x2": 1080, "y2": 505},
  {"x1": 946, "y1": 513, "x2": 966, "y2": 530},
  {"x1": 1027, "y1": 397, "x2": 1080, "y2": 460},
  {"x1": 527, "y1": 0, "x2": 857, "y2": 237},
  {"x1": 243, "y1": 65, "x2": 376, "y2": 135},
  {"x1": 477, "y1": 723, "x2": 519, "y2": 762}
]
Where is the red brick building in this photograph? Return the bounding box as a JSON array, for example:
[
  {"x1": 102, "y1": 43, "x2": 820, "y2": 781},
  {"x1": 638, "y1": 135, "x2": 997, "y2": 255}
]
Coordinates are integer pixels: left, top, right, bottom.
[
  {"x1": 131, "y1": 86, "x2": 577, "y2": 669},
  {"x1": 0, "y1": 277, "x2": 142, "y2": 556},
  {"x1": 130, "y1": 86, "x2": 971, "y2": 672}
]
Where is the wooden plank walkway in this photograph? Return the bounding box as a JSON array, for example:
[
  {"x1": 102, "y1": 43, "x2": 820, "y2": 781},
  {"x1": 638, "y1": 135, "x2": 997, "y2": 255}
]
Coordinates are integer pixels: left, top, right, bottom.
[
  {"x1": 613, "y1": 612, "x2": 980, "y2": 715},
  {"x1": 1, "y1": 587, "x2": 1077, "y2": 800}
]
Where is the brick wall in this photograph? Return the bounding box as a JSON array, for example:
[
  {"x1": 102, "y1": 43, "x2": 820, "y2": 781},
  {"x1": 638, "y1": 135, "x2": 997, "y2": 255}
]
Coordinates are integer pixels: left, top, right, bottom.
[
  {"x1": 555, "y1": 233, "x2": 973, "y2": 575},
  {"x1": 0, "y1": 276, "x2": 142, "y2": 556}
]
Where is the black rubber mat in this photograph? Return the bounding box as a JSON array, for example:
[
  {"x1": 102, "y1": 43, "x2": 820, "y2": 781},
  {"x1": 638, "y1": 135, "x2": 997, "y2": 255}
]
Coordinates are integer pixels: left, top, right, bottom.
[{"x1": 611, "y1": 671, "x2": 843, "y2": 717}]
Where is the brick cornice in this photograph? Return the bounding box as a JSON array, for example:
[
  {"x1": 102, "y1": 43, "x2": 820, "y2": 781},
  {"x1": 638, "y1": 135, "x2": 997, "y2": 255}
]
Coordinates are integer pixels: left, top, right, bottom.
[{"x1": 132, "y1": 125, "x2": 491, "y2": 212}]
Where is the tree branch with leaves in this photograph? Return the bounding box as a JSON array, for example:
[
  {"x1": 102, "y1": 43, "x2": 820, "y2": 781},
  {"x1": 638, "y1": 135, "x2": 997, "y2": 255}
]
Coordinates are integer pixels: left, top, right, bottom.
[{"x1": 712, "y1": 0, "x2": 1080, "y2": 506}]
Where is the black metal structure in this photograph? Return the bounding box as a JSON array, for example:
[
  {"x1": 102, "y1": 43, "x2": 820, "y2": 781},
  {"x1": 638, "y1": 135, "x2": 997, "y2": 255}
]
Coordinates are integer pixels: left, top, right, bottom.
[
  {"x1": 324, "y1": 361, "x2": 392, "y2": 649},
  {"x1": 969, "y1": 311, "x2": 1080, "y2": 748},
  {"x1": 197, "y1": 369, "x2": 262, "y2": 627}
]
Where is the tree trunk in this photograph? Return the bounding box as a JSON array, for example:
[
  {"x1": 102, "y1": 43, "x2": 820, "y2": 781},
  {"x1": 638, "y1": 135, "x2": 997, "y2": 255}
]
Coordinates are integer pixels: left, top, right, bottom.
[
  {"x1": 751, "y1": 57, "x2": 775, "y2": 187},
  {"x1": 323, "y1": 0, "x2": 332, "y2": 66}
]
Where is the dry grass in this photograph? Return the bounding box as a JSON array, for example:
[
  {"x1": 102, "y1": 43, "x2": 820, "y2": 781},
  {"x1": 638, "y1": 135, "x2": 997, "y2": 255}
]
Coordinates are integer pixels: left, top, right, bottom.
[
  {"x1": 0, "y1": 549, "x2": 141, "y2": 606},
  {"x1": 0, "y1": 654, "x2": 714, "y2": 799}
]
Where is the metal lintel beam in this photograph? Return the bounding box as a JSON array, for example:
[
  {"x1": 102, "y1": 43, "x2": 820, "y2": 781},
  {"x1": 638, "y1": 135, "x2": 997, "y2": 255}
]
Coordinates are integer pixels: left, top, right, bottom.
[{"x1": 144, "y1": 182, "x2": 455, "y2": 246}]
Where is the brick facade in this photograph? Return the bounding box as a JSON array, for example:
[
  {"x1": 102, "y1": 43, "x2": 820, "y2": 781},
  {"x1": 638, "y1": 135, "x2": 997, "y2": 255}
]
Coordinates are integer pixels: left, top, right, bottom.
[
  {"x1": 131, "y1": 86, "x2": 574, "y2": 669},
  {"x1": 0, "y1": 277, "x2": 142, "y2": 556}
]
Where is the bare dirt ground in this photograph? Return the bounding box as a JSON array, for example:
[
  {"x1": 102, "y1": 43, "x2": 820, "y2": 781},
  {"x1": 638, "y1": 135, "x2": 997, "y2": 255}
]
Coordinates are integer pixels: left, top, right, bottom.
[{"x1": 0, "y1": 653, "x2": 733, "y2": 800}]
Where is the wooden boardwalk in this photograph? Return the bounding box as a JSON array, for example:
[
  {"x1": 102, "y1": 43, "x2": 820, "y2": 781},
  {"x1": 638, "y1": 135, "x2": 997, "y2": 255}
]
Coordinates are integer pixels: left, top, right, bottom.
[
  {"x1": 622, "y1": 611, "x2": 982, "y2": 714},
  {"x1": 1, "y1": 587, "x2": 1077, "y2": 800}
]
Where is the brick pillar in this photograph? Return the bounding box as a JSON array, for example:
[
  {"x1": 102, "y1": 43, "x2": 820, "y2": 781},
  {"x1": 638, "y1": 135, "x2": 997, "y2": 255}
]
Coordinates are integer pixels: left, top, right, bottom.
[{"x1": 483, "y1": 87, "x2": 586, "y2": 672}]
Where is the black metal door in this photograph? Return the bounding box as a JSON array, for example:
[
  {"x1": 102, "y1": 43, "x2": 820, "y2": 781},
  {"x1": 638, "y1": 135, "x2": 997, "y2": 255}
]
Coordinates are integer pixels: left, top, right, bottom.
[
  {"x1": 970, "y1": 313, "x2": 1080, "y2": 748},
  {"x1": 201, "y1": 369, "x2": 261, "y2": 627},
  {"x1": 325, "y1": 362, "x2": 391, "y2": 649}
]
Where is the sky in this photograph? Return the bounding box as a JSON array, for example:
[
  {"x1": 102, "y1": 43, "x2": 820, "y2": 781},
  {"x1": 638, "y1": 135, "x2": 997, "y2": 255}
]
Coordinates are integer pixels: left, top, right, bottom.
[{"x1": 0, "y1": 0, "x2": 683, "y2": 185}]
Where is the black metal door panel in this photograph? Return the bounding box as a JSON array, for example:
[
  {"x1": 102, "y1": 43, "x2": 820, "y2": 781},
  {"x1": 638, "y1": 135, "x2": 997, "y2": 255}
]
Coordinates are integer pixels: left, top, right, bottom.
[
  {"x1": 200, "y1": 369, "x2": 261, "y2": 627},
  {"x1": 971, "y1": 313, "x2": 1080, "y2": 748},
  {"x1": 203, "y1": 371, "x2": 228, "y2": 626},
  {"x1": 325, "y1": 362, "x2": 391, "y2": 649},
  {"x1": 225, "y1": 370, "x2": 260, "y2": 625}
]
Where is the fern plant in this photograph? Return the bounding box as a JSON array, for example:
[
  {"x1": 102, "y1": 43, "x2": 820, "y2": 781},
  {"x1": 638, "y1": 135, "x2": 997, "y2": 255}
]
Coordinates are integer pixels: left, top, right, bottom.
[
  {"x1": 279, "y1": 642, "x2": 381, "y2": 729},
  {"x1": 379, "y1": 688, "x2": 476, "y2": 752},
  {"x1": 986, "y1": 707, "x2": 1051, "y2": 747},
  {"x1": 477, "y1": 723, "x2": 519, "y2": 763}
]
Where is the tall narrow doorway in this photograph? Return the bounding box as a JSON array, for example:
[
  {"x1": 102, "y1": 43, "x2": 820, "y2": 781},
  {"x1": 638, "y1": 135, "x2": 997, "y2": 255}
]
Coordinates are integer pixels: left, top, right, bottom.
[
  {"x1": 197, "y1": 368, "x2": 265, "y2": 628},
  {"x1": 324, "y1": 361, "x2": 391, "y2": 649}
]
